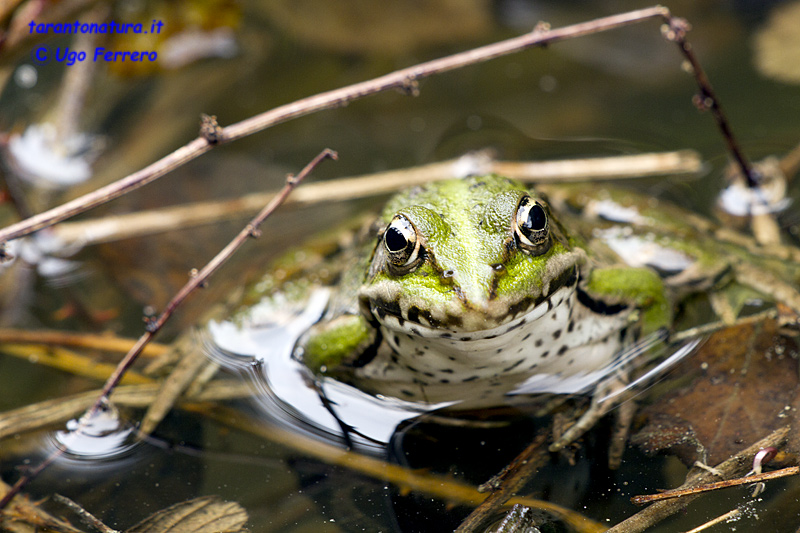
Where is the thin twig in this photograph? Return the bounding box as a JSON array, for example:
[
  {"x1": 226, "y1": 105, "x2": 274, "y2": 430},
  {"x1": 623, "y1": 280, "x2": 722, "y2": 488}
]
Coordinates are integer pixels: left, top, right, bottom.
[
  {"x1": 606, "y1": 425, "x2": 791, "y2": 533},
  {"x1": 203, "y1": 406, "x2": 608, "y2": 533},
  {"x1": 631, "y1": 466, "x2": 799, "y2": 505},
  {"x1": 670, "y1": 308, "x2": 778, "y2": 343},
  {"x1": 661, "y1": 18, "x2": 757, "y2": 187},
  {"x1": 684, "y1": 509, "x2": 741, "y2": 533},
  {"x1": 97, "y1": 149, "x2": 333, "y2": 402},
  {"x1": 456, "y1": 433, "x2": 549, "y2": 533},
  {"x1": 49, "y1": 150, "x2": 702, "y2": 247},
  {"x1": 0, "y1": 328, "x2": 169, "y2": 356},
  {"x1": 0, "y1": 149, "x2": 337, "y2": 510},
  {"x1": 1, "y1": 5, "x2": 727, "y2": 252},
  {"x1": 53, "y1": 494, "x2": 120, "y2": 533}
]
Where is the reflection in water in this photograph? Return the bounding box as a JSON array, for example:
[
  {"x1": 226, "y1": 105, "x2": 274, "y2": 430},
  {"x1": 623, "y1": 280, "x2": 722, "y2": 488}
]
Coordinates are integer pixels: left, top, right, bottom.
[
  {"x1": 204, "y1": 283, "x2": 698, "y2": 454},
  {"x1": 56, "y1": 408, "x2": 135, "y2": 458},
  {"x1": 44, "y1": 402, "x2": 143, "y2": 473},
  {"x1": 31, "y1": 404, "x2": 204, "y2": 530},
  {"x1": 204, "y1": 287, "x2": 451, "y2": 453}
]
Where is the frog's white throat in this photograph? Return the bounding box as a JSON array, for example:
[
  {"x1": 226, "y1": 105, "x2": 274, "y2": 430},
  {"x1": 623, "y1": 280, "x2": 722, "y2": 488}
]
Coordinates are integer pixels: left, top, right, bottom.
[{"x1": 356, "y1": 271, "x2": 632, "y2": 405}]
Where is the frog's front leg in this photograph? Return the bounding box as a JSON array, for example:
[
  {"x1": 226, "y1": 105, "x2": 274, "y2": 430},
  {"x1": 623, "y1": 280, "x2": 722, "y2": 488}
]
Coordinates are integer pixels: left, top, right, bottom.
[
  {"x1": 299, "y1": 313, "x2": 378, "y2": 375},
  {"x1": 547, "y1": 267, "x2": 671, "y2": 457},
  {"x1": 549, "y1": 335, "x2": 700, "y2": 468}
]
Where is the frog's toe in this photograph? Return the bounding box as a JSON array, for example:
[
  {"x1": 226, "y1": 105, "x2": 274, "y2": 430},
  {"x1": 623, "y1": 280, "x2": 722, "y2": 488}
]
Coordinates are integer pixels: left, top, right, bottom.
[
  {"x1": 549, "y1": 373, "x2": 632, "y2": 454},
  {"x1": 548, "y1": 398, "x2": 612, "y2": 452}
]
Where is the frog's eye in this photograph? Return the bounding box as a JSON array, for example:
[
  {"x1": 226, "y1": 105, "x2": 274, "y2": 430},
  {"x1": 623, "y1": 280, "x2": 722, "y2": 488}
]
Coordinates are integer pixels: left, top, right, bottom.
[
  {"x1": 514, "y1": 196, "x2": 550, "y2": 255},
  {"x1": 384, "y1": 214, "x2": 423, "y2": 270}
]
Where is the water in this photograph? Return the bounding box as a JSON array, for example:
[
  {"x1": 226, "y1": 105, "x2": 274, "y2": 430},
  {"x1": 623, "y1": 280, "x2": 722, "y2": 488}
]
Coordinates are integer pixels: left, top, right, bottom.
[
  {"x1": 204, "y1": 287, "x2": 443, "y2": 452},
  {"x1": 1, "y1": 1, "x2": 799, "y2": 531},
  {"x1": 53, "y1": 403, "x2": 138, "y2": 460}
]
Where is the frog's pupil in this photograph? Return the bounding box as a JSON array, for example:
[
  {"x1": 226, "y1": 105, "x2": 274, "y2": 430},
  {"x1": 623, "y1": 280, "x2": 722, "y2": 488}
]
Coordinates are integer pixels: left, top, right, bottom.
[
  {"x1": 386, "y1": 226, "x2": 408, "y2": 252},
  {"x1": 525, "y1": 204, "x2": 547, "y2": 231}
]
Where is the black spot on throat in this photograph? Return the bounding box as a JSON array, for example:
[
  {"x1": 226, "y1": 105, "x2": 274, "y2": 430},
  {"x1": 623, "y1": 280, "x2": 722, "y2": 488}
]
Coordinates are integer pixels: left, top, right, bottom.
[{"x1": 503, "y1": 359, "x2": 525, "y2": 372}]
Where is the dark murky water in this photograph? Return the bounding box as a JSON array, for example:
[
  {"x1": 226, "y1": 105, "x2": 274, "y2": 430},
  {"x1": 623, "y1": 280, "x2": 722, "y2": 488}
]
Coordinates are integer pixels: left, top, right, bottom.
[{"x1": 2, "y1": 1, "x2": 800, "y2": 531}]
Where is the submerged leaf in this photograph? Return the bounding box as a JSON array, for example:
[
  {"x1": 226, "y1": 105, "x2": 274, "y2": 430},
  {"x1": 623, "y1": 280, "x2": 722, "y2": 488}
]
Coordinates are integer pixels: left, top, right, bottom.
[
  {"x1": 635, "y1": 319, "x2": 800, "y2": 465},
  {"x1": 126, "y1": 496, "x2": 248, "y2": 533},
  {"x1": 631, "y1": 412, "x2": 706, "y2": 467},
  {"x1": 0, "y1": 481, "x2": 86, "y2": 533}
]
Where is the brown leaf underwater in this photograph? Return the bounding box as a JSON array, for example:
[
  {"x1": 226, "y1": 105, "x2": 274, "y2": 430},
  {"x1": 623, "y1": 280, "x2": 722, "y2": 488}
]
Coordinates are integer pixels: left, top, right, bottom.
[{"x1": 634, "y1": 319, "x2": 800, "y2": 466}]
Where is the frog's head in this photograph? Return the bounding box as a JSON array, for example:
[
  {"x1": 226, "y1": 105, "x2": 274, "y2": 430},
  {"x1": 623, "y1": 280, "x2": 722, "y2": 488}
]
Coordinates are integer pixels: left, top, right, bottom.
[{"x1": 360, "y1": 175, "x2": 585, "y2": 333}]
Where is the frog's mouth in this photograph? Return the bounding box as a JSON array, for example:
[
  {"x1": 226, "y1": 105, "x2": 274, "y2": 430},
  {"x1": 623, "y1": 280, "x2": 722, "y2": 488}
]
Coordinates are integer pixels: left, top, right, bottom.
[{"x1": 363, "y1": 265, "x2": 579, "y2": 335}]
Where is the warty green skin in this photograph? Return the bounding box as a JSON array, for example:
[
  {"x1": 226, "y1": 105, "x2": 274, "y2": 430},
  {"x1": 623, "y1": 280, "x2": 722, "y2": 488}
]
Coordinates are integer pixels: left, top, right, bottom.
[{"x1": 365, "y1": 176, "x2": 581, "y2": 331}]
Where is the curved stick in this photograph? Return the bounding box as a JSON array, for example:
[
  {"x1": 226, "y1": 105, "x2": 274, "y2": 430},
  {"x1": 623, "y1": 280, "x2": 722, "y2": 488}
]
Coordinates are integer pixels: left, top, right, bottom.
[
  {"x1": 0, "y1": 149, "x2": 337, "y2": 511},
  {"x1": 4, "y1": 5, "x2": 747, "y2": 253}
]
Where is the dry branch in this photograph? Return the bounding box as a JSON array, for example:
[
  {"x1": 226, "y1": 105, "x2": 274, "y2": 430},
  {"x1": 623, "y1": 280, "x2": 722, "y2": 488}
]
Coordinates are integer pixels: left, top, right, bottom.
[
  {"x1": 606, "y1": 426, "x2": 792, "y2": 533},
  {"x1": 0, "y1": 328, "x2": 169, "y2": 356},
  {"x1": 203, "y1": 406, "x2": 608, "y2": 533},
  {"x1": 49, "y1": 150, "x2": 702, "y2": 247},
  {"x1": 631, "y1": 466, "x2": 799, "y2": 504},
  {"x1": 456, "y1": 433, "x2": 549, "y2": 532},
  {"x1": 0, "y1": 149, "x2": 336, "y2": 510},
  {"x1": 0, "y1": 5, "x2": 751, "y2": 252}
]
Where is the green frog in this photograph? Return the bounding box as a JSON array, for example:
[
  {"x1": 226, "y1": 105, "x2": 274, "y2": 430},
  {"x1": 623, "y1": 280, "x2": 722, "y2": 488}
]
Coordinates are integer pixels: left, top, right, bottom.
[{"x1": 220, "y1": 174, "x2": 800, "y2": 451}]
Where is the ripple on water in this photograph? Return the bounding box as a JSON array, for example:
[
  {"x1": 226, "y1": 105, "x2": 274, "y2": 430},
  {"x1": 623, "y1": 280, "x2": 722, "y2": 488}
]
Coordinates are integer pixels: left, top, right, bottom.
[
  {"x1": 202, "y1": 287, "x2": 449, "y2": 454},
  {"x1": 44, "y1": 402, "x2": 143, "y2": 470}
]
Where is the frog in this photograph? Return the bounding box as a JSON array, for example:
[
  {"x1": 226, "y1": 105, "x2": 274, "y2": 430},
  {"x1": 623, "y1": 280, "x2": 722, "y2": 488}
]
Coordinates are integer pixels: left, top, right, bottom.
[{"x1": 219, "y1": 173, "x2": 800, "y2": 453}]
